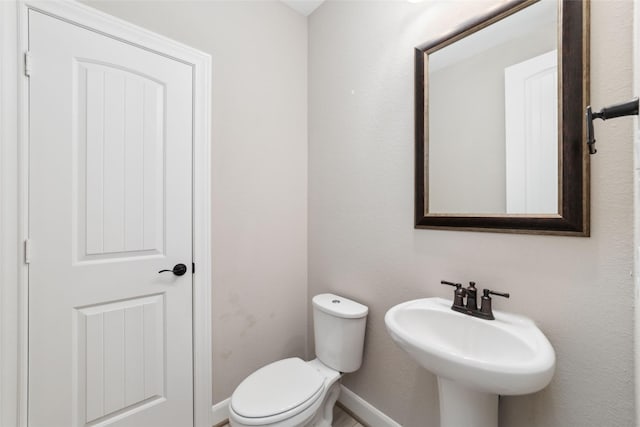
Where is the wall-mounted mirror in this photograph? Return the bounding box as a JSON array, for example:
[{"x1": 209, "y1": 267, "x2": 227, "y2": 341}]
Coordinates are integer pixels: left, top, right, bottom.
[{"x1": 415, "y1": 0, "x2": 589, "y2": 235}]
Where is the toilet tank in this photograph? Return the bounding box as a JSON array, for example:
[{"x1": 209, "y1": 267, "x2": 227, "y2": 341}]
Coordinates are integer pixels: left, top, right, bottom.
[{"x1": 312, "y1": 294, "x2": 368, "y2": 373}]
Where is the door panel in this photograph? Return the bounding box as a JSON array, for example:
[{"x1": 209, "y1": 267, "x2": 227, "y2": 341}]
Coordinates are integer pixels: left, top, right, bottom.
[
  {"x1": 504, "y1": 50, "x2": 558, "y2": 214},
  {"x1": 78, "y1": 61, "x2": 165, "y2": 259},
  {"x1": 78, "y1": 295, "x2": 164, "y2": 423},
  {"x1": 29, "y1": 10, "x2": 193, "y2": 427}
]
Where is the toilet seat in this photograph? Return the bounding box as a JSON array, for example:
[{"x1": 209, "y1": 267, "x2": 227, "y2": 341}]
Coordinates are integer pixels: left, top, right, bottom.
[{"x1": 230, "y1": 358, "x2": 325, "y2": 425}]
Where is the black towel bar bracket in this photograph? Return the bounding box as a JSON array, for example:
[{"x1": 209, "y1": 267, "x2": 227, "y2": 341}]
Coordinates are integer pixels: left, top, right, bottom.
[{"x1": 586, "y1": 97, "x2": 639, "y2": 155}]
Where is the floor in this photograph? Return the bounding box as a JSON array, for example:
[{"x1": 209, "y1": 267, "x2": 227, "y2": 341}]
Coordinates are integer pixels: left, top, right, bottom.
[
  {"x1": 333, "y1": 404, "x2": 365, "y2": 427},
  {"x1": 217, "y1": 404, "x2": 364, "y2": 427}
]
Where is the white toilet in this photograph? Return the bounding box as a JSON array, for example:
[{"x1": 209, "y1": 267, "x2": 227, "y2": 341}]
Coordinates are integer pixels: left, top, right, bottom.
[{"x1": 228, "y1": 293, "x2": 368, "y2": 427}]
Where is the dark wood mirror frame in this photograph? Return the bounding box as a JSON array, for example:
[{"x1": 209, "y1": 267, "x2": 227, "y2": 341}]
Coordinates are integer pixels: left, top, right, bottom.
[{"x1": 415, "y1": 0, "x2": 590, "y2": 236}]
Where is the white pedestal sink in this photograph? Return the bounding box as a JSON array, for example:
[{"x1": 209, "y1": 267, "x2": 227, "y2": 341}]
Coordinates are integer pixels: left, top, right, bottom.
[{"x1": 384, "y1": 298, "x2": 555, "y2": 427}]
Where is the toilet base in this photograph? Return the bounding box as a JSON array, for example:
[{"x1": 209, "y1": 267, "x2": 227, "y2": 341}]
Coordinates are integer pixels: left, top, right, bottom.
[{"x1": 307, "y1": 381, "x2": 341, "y2": 427}]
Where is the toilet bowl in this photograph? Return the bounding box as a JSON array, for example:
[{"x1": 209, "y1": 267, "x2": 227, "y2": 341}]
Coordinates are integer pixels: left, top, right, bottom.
[
  {"x1": 229, "y1": 358, "x2": 341, "y2": 427},
  {"x1": 228, "y1": 294, "x2": 368, "y2": 427}
]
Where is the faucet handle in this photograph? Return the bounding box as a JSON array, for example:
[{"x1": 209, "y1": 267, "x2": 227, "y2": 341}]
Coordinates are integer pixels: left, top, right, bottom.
[
  {"x1": 441, "y1": 280, "x2": 465, "y2": 308},
  {"x1": 484, "y1": 289, "x2": 510, "y2": 299},
  {"x1": 479, "y1": 289, "x2": 510, "y2": 320},
  {"x1": 441, "y1": 280, "x2": 461, "y2": 288}
]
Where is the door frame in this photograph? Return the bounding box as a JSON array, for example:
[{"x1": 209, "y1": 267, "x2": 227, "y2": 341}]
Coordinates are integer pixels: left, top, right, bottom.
[
  {"x1": 634, "y1": 1, "x2": 640, "y2": 424},
  {"x1": 0, "y1": 2, "x2": 213, "y2": 426}
]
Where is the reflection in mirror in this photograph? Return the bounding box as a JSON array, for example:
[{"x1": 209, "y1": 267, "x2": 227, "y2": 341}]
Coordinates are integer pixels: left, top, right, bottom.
[
  {"x1": 428, "y1": 1, "x2": 557, "y2": 214},
  {"x1": 415, "y1": 0, "x2": 590, "y2": 236}
]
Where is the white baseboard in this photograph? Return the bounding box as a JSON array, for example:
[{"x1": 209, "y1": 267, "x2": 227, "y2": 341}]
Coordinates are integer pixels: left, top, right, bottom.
[
  {"x1": 211, "y1": 398, "x2": 230, "y2": 426},
  {"x1": 338, "y1": 385, "x2": 401, "y2": 427}
]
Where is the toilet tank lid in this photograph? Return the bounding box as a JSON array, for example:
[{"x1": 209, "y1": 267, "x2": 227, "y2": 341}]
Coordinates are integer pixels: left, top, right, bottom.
[{"x1": 312, "y1": 294, "x2": 368, "y2": 319}]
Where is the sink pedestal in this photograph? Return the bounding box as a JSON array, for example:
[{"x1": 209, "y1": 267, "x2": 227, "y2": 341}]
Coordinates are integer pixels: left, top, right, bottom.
[{"x1": 438, "y1": 378, "x2": 498, "y2": 427}]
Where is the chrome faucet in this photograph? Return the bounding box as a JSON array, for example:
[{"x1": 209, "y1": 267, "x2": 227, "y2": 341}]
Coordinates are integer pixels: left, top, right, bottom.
[{"x1": 441, "y1": 280, "x2": 509, "y2": 320}]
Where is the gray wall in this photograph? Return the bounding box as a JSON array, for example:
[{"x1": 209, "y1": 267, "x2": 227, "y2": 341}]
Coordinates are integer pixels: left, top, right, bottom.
[
  {"x1": 84, "y1": 0, "x2": 309, "y2": 403},
  {"x1": 309, "y1": 1, "x2": 634, "y2": 426}
]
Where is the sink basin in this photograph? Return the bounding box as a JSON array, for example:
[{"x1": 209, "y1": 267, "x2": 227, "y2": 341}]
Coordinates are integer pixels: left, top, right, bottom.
[{"x1": 385, "y1": 297, "x2": 555, "y2": 395}]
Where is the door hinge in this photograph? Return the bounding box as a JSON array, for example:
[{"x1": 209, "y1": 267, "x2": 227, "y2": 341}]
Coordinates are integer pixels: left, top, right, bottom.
[
  {"x1": 24, "y1": 239, "x2": 32, "y2": 264},
  {"x1": 24, "y1": 51, "x2": 32, "y2": 77},
  {"x1": 192, "y1": 262, "x2": 195, "y2": 274}
]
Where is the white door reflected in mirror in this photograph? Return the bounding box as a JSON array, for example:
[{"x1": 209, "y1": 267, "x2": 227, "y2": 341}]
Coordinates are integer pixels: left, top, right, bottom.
[{"x1": 505, "y1": 50, "x2": 558, "y2": 214}]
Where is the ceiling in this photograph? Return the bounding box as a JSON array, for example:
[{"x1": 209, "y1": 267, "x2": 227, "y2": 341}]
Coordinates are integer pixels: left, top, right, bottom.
[{"x1": 280, "y1": 0, "x2": 325, "y2": 16}]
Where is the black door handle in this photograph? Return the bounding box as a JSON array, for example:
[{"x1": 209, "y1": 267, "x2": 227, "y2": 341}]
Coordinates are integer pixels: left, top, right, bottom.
[{"x1": 159, "y1": 263, "x2": 188, "y2": 276}]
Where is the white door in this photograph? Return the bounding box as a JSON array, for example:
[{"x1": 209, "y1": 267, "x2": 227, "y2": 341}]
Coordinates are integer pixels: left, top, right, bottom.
[
  {"x1": 28, "y1": 10, "x2": 194, "y2": 427},
  {"x1": 504, "y1": 50, "x2": 558, "y2": 214}
]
